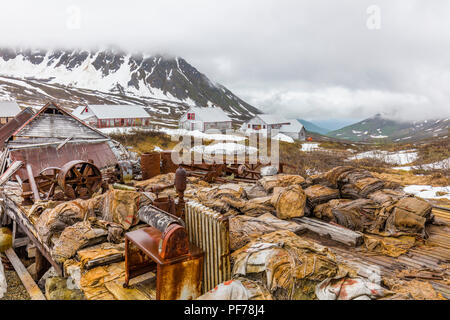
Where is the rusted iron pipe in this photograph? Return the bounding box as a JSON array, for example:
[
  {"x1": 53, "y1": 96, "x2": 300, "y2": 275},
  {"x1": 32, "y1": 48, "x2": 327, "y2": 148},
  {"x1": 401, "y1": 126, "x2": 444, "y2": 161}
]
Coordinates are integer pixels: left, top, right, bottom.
[{"x1": 26, "y1": 164, "x2": 41, "y2": 202}]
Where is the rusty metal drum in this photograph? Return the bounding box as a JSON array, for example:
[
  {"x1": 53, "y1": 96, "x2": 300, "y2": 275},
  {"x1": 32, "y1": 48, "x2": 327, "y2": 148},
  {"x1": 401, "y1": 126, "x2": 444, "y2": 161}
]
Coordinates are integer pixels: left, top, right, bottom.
[{"x1": 141, "y1": 152, "x2": 161, "y2": 180}]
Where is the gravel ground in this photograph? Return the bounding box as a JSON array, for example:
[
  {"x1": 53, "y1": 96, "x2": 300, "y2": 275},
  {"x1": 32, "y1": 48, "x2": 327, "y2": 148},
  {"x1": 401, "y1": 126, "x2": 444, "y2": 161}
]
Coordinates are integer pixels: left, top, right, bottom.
[{"x1": 1, "y1": 255, "x2": 30, "y2": 300}]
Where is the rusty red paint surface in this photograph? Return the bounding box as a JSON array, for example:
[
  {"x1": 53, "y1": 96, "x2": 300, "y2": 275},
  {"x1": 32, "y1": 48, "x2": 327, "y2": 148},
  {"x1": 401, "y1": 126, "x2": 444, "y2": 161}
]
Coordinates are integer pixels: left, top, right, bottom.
[{"x1": 10, "y1": 142, "x2": 118, "y2": 180}]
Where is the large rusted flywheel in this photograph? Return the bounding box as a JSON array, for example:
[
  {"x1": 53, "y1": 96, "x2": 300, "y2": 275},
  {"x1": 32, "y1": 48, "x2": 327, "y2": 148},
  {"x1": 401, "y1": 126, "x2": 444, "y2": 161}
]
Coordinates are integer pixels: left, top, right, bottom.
[{"x1": 57, "y1": 160, "x2": 102, "y2": 199}]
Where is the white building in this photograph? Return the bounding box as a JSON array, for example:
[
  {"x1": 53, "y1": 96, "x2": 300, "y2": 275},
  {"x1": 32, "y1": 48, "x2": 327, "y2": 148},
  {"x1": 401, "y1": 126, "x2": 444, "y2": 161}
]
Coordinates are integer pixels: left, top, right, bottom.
[
  {"x1": 0, "y1": 101, "x2": 21, "y2": 126},
  {"x1": 179, "y1": 107, "x2": 232, "y2": 133},
  {"x1": 72, "y1": 105, "x2": 152, "y2": 128},
  {"x1": 280, "y1": 119, "x2": 306, "y2": 141},
  {"x1": 240, "y1": 114, "x2": 290, "y2": 135},
  {"x1": 240, "y1": 114, "x2": 306, "y2": 141}
]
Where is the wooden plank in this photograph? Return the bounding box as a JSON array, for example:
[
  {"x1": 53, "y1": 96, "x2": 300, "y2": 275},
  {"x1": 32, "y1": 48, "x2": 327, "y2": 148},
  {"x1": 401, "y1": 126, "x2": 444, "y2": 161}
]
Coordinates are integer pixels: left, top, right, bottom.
[
  {"x1": 4, "y1": 248, "x2": 46, "y2": 300},
  {"x1": 0, "y1": 160, "x2": 23, "y2": 186},
  {"x1": 4, "y1": 197, "x2": 63, "y2": 276},
  {"x1": 13, "y1": 237, "x2": 30, "y2": 248},
  {"x1": 294, "y1": 217, "x2": 364, "y2": 247}
]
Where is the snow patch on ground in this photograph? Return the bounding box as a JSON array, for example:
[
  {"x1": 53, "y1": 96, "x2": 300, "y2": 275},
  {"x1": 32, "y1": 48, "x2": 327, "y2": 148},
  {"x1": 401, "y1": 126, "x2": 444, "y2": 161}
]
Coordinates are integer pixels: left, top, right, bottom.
[
  {"x1": 301, "y1": 143, "x2": 322, "y2": 152},
  {"x1": 349, "y1": 150, "x2": 418, "y2": 165},
  {"x1": 403, "y1": 185, "x2": 450, "y2": 200},
  {"x1": 191, "y1": 142, "x2": 257, "y2": 155},
  {"x1": 393, "y1": 158, "x2": 450, "y2": 171}
]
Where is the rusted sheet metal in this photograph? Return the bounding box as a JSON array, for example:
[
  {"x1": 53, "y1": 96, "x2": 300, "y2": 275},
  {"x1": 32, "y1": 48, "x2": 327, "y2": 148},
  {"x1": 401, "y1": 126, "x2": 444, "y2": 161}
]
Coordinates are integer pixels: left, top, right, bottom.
[
  {"x1": 124, "y1": 224, "x2": 203, "y2": 300},
  {"x1": 141, "y1": 152, "x2": 160, "y2": 180},
  {"x1": 0, "y1": 108, "x2": 34, "y2": 149},
  {"x1": 185, "y1": 201, "x2": 231, "y2": 293},
  {"x1": 10, "y1": 142, "x2": 117, "y2": 180}
]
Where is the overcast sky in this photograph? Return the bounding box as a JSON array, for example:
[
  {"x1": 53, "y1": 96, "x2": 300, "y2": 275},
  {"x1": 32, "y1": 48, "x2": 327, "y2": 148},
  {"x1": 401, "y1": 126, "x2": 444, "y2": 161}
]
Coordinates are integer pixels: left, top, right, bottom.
[{"x1": 1, "y1": 0, "x2": 449, "y2": 125}]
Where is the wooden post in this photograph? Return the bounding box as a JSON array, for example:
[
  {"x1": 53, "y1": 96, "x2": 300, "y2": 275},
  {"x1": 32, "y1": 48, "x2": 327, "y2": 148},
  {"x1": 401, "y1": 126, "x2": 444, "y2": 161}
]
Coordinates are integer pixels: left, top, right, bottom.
[
  {"x1": 5, "y1": 248, "x2": 46, "y2": 300},
  {"x1": 35, "y1": 248, "x2": 51, "y2": 281}
]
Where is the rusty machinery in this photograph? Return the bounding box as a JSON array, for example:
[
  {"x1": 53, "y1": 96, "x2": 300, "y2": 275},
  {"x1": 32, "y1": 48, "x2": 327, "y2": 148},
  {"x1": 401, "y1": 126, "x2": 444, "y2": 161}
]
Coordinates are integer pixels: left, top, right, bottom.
[
  {"x1": 22, "y1": 160, "x2": 103, "y2": 204},
  {"x1": 124, "y1": 202, "x2": 203, "y2": 300}
]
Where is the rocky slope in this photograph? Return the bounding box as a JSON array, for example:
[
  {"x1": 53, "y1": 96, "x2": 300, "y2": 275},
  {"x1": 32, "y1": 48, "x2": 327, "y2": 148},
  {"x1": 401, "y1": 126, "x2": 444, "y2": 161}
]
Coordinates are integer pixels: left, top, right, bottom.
[{"x1": 0, "y1": 48, "x2": 261, "y2": 124}]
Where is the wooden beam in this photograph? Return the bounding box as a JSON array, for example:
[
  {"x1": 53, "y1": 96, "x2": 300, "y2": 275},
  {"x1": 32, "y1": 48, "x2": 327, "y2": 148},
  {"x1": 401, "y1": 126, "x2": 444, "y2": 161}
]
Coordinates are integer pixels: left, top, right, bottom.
[
  {"x1": 35, "y1": 249, "x2": 51, "y2": 281},
  {"x1": 4, "y1": 198, "x2": 63, "y2": 276},
  {"x1": 293, "y1": 217, "x2": 364, "y2": 247},
  {"x1": 0, "y1": 160, "x2": 23, "y2": 186},
  {"x1": 4, "y1": 248, "x2": 46, "y2": 300}
]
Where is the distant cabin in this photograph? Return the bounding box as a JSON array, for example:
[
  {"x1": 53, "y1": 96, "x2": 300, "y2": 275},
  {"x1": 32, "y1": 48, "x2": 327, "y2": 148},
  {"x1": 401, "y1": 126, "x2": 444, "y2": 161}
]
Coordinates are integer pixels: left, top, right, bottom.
[
  {"x1": 240, "y1": 114, "x2": 306, "y2": 141},
  {"x1": 179, "y1": 107, "x2": 232, "y2": 133},
  {"x1": 279, "y1": 119, "x2": 306, "y2": 141},
  {"x1": 0, "y1": 101, "x2": 22, "y2": 126},
  {"x1": 72, "y1": 105, "x2": 152, "y2": 128},
  {"x1": 240, "y1": 114, "x2": 290, "y2": 135}
]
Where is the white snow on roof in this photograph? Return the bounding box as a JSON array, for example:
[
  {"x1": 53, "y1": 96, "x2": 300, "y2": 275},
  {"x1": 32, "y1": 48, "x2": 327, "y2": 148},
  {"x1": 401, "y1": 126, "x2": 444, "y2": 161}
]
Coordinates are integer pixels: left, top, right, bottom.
[
  {"x1": 73, "y1": 105, "x2": 151, "y2": 120},
  {"x1": 280, "y1": 119, "x2": 304, "y2": 133},
  {"x1": 0, "y1": 101, "x2": 21, "y2": 117},
  {"x1": 184, "y1": 107, "x2": 231, "y2": 122},
  {"x1": 257, "y1": 114, "x2": 290, "y2": 125}
]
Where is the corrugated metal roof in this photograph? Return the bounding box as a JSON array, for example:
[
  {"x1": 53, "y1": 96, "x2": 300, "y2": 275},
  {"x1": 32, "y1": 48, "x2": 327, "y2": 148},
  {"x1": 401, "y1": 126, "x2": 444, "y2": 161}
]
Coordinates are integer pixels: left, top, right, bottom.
[
  {"x1": 280, "y1": 119, "x2": 304, "y2": 133},
  {"x1": 74, "y1": 105, "x2": 152, "y2": 120},
  {"x1": 0, "y1": 108, "x2": 34, "y2": 148},
  {"x1": 0, "y1": 101, "x2": 21, "y2": 117},
  {"x1": 12, "y1": 102, "x2": 109, "y2": 140},
  {"x1": 257, "y1": 114, "x2": 290, "y2": 125},
  {"x1": 184, "y1": 107, "x2": 232, "y2": 123}
]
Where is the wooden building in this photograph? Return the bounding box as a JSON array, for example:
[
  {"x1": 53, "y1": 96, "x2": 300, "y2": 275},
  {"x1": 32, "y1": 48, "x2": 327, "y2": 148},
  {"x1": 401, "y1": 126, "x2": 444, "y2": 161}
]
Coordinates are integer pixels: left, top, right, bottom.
[
  {"x1": 179, "y1": 107, "x2": 232, "y2": 133},
  {"x1": 72, "y1": 105, "x2": 152, "y2": 128},
  {"x1": 0, "y1": 101, "x2": 22, "y2": 126},
  {"x1": 0, "y1": 102, "x2": 123, "y2": 179},
  {"x1": 279, "y1": 119, "x2": 306, "y2": 141}
]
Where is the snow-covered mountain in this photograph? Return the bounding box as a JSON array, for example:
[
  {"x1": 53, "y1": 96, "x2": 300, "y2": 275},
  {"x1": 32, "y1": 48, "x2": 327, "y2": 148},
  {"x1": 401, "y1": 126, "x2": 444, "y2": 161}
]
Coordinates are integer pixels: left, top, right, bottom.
[
  {"x1": 0, "y1": 48, "x2": 260, "y2": 124},
  {"x1": 328, "y1": 114, "x2": 450, "y2": 142}
]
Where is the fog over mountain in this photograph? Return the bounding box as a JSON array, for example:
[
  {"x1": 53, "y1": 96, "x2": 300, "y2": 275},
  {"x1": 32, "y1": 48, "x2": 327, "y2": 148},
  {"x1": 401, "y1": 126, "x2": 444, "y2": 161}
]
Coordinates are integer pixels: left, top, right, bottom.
[{"x1": 0, "y1": 1, "x2": 449, "y2": 122}]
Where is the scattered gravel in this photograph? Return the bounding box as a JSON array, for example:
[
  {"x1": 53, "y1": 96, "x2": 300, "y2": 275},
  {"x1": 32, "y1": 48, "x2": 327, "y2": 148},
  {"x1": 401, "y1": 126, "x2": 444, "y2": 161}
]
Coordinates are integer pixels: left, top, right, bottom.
[{"x1": 0, "y1": 255, "x2": 30, "y2": 300}]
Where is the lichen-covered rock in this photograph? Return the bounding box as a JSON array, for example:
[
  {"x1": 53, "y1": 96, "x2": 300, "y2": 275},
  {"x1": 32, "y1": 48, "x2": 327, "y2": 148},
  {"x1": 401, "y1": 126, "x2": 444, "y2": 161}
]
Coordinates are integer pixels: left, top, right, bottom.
[{"x1": 45, "y1": 277, "x2": 85, "y2": 300}]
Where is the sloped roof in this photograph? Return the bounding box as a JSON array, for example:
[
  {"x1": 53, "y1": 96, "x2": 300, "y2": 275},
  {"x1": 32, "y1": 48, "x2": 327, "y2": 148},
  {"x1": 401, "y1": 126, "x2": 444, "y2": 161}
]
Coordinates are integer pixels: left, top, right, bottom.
[
  {"x1": 280, "y1": 119, "x2": 305, "y2": 133},
  {"x1": 12, "y1": 101, "x2": 109, "y2": 140},
  {"x1": 256, "y1": 114, "x2": 290, "y2": 125},
  {"x1": 74, "y1": 105, "x2": 151, "y2": 120},
  {"x1": 184, "y1": 107, "x2": 232, "y2": 122},
  {"x1": 0, "y1": 107, "x2": 35, "y2": 148},
  {"x1": 0, "y1": 101, "x2": 21, "y2": 117}
]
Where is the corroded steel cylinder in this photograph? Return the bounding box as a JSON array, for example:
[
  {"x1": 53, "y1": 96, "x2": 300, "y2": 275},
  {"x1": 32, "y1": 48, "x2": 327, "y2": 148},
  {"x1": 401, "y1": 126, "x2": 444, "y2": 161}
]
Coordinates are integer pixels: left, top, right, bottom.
[
  {"x1": 161, "y1": 151, "x2": 178, "y2": 173},
  {"x1": 141, "y1": 152, "x2": 160, "y2": 180},
  {"x1": 138, "y1": 205, "x2": 178, "y2": 233},
  {"x1": 175, "y1": 165, "x2": 187, "y2": 193}
]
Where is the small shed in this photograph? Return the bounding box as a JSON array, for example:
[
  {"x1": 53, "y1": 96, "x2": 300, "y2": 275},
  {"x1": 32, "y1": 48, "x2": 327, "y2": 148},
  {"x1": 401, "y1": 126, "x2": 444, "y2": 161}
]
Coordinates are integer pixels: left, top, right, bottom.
[
  {"x1": 179, "y1": 107, "x2": 232, "y2": 133},
  {"x1": 0, "y1": 101, "x2": 22, "y2": 126},
  {"x1": 72, "y1": 105, "x2": 152, "y2": 128},
  {"x1": 280, "y1": 119, "x2": 306, "y2": 141}
]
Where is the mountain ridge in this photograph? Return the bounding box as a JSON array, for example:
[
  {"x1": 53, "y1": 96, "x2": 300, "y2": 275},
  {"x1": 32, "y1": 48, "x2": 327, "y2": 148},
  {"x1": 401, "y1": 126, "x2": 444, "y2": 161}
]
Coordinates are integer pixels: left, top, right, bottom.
[
  {"x1": 327, "y1": 114, "x2": 450, "y2": 142},
  {"x1": 0, "y1": 48, "x2": 261, "y2": 123}
]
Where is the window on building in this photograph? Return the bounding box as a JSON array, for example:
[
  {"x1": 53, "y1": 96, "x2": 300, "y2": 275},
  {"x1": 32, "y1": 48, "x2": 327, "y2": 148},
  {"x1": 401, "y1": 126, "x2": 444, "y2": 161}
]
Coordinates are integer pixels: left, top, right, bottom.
[
  {"x1": 248, "y1": 124, "x2": 250, "y2": 128},
  {"x1": 187, "y1": 113, "x2": 195, "y2": 120},
  {"x1": 263, "y1": 125, "x2": 266, "y2": 129}
]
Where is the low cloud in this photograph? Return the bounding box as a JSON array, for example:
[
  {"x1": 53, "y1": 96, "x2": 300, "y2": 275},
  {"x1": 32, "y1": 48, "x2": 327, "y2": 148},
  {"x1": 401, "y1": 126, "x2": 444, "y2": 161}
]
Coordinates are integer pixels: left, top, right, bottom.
[{"x1": 0, "y1": 0, "x2": 449, "y2": 121}]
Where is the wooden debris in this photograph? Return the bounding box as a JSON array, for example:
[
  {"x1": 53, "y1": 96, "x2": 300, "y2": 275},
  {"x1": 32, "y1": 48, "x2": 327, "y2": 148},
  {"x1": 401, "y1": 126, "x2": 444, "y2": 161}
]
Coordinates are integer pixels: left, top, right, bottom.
[
  {"x1": 293, "y1": 216, "x2": 364, "y2": 247},
  {"x1": 4, "y1": 248, "x2": 46, "y2": 300}
]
